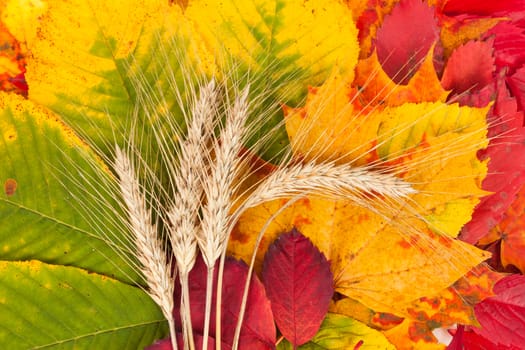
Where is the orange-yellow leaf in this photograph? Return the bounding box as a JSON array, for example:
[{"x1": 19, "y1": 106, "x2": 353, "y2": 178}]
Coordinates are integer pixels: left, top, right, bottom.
[
  {"x1": 354, "y1": 49, "x2": 449, "y2": 108},
  {"x1": 382, "y1": 265, "x2": 503, "y2": 349},
  {"x1": 229, "y1": 66, "x2": 490, "y2": 315}
]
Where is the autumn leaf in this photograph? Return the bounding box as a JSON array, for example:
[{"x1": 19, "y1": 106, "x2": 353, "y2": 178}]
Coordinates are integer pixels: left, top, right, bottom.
[
  {"x1": 173, "y1": 254, "x2": 275, "y2": 349},
  {"x1": 375, "y1": 0, "x2": 439, "y2": 84},
  {"x1": 0, "y1": 22, "x2": 27, "y2": 95},
  {"x1": 461, "y1": 76, "x2": 525, "y2": 244},
  {"x1": 229, "y1": 64, "x2": 491, "y2": 316},
  {"x1": 0, "y1": 260, "x2": 167, "y2": 348},
  {"x1": 354, "y1": 48, "x2": 448, "y2": 108},
  {"x1": 484, "y1": 182, "x2": 525, "y2": 273},
  {"x1": 440, "y1": 39, "x2": 495, "y2": 107},
  {"x1": 19, "y1": 0, "x2": 359, "y2": 162},
  {"x1": 262, "y1": 229, "x2": 333, "y2": 347},
  {"x1": 277, "y1": 313, "x2": 395, "y2": 350},
  {"x1": 441, "y1": 0, "x2": 525, "y2": 17},
  {"x1": 382, "y1": 265, "x2": 503, "y2": 349},
  {"x1": 468, "y1": 275, "x2": 525, "y2": 348}
]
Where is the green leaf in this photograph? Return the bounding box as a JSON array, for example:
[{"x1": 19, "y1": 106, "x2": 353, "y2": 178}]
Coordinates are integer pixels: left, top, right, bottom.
[
  {"x1": 0, "y1": 92, "x2": 138, "y2": 283},
  {"x1": 277, "y1": 313, "x2": 395, "y2": 350},
  {"x1": 0, "y1": 260, "x2": 167, "y2": 349},
  {"x1": 25, "y1": 0, "x2": 359, "y2": 161}
]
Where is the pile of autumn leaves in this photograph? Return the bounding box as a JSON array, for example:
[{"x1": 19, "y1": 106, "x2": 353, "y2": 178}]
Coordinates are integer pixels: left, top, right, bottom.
[{"x1": 2, "y1": 0, "x2": 525, "y2": 349}]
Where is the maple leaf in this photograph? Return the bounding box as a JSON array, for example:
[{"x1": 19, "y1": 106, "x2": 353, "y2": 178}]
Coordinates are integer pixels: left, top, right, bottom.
[
  {"x1": 262, "y1": 229, "x2": 333, "y2": 347},
  {"x1": 173, "y1": 254, "x2": 275, "y2": 350},
  {"x1": 375, "y1": 0, "x2": 439, "y2": 84}
]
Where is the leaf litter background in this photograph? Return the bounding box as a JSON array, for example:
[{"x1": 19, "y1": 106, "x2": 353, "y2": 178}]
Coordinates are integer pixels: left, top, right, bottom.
[{"x1": 1, "y1": 0, "x2": 525, "y2": 349}]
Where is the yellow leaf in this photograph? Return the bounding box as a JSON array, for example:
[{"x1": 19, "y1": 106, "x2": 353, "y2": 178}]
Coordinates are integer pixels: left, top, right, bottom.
[
  {"x1": 184, "y1": 0, "x2": 359, "y2": 103},
  {"x1": 229, "y1": 66, "x2": 491, "y2": 315},
  {"x1": 1, "y1": 0, "x2": 47, "y2": 50}
]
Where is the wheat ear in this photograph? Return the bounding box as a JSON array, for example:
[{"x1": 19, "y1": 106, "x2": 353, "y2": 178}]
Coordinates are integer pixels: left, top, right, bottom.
[
  {"x1": 113, "y1": 146, "x2": 177, "y2": 350},
  {"x1": 196, "y1": 86, "x2": 250, "y2": 350},
  {"x1": 166, "y1": 80, "x2": 218, "y2": 350},
  {"x1": 240, "y1": 161, "x2": 416, "y2": 211}
]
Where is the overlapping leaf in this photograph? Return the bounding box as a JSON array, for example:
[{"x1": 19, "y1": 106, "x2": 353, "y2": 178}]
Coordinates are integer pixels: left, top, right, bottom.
[
  {"x1": 20, "y1": 0, "x2": 359, "y2": 161},
  {"x1": 229, "y1": 61, "x2": 491, "y2": 316},
  {"x1": 0, "y1": 92, "x2": 137, "y2": 282},
  {"x1": 262, "y1": 229, "x2": 333, "y2": 346},
  {"x1": 173, "y1": 255, "x2": 275, "y2": 349},
  {"x1": 277, "y1": 313, "x2": 395, "y2": 350},
  {"x1": 0, "y1": 260, "x2": 167, "y2": 349}
]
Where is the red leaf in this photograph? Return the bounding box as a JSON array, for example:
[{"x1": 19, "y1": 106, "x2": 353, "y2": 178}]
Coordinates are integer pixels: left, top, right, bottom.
[
  {"x1": 443, "y1": 0, "x2": 525, "y2": 17},
  {"x1": 461, "y1": 76, "x2": 525, "y2": 244},
  {"x1": 262, "y1": 228, "x2": 333, "y2": 347},
  {"x1": 173, "y1": 255, "x2": 275, "y2": 350},
  {"x1": 375, "y1": 0, "x2": 439, "y2": 84},
  {"x1": 446, "y1": 325, "x2": 518, "y2": 350},
  {"x1": 508, "y1": 66, "x2": 525, "y2": 112},
  {"x1": 471, "y1": 275, "x2": 525, "y2": 348},
  {"x1": 441, "y1": 39, "x2": 495, "y2": 107},
  {"x1": 486, "y1": 22, "x2": 525, "y2": 74}
]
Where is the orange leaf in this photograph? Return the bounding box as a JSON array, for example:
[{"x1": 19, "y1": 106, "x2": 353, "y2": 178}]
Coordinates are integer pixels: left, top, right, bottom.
[{"x1": 354, "y1": 48, "x2": 448, "y2": 108}]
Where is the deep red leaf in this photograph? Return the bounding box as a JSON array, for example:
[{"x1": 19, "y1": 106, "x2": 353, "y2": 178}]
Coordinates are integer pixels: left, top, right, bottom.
[
  {"x1": 485, "y1": 22, "x2": 525, "y2": 74},
  {"x1": 461, "y1": 77, "x2": 525, "y2": 244},
  {"x1": 262, "y1": 228, "x2": 333, "y2": 347},
  {"x1": 447, "y1": 325, "x2": 519, "y2": 350},
  {"x1": 508, "y1": 66, "x2": 525, "y2": 112},
  {"x1": 173, "y1": 254, "x2": 275, "y2": 350},
  {"x1": 470, "y1": 275, "x2": 525, "y2": 348},
  {"x1": 443, "y1": 0, "x2": 525, "y2": 17},
  {"x1": 375, "y1": 0, "x2": 439, "y2": 84},
  {"x1": 441, "y1": 39, "x2": 495, "y2": 107}
]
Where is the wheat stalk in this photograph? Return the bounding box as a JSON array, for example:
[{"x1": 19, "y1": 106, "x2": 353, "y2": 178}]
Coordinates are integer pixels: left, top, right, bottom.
[{"x1": 113, "y1": 145, "x2": 177, "y2": 350}]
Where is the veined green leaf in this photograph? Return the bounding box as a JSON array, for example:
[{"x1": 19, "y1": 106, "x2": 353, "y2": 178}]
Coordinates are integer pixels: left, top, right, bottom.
[
  {"x1": 277, "y1": 313, "x2": 395, "y2": 350},
  {"x1": 0, "y1": 92, "x2": 137, "y2": 283},
  {"x1": 0, "y1": 260, "x2": 167, "y2": 349}
]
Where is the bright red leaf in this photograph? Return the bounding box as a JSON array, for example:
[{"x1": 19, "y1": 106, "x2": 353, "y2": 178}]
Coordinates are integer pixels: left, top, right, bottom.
[
  {"x1": 441, "y1": 39, "x2": 495, "y2": 107},
  {"x1": 470, "y1": 275, "x2": 525, "y2": 348},
  {"x1": 173, "y1": 254, "x2": 275, "y2": 350},
  {"x1": 461, "y1": 75, "x2": 525, "y2": 244},
  {"x1": 262, "y1": 228, "x2": 333, "y2": 347},
  {"x1": 375, "y1": 0, "x2": 439, "y2": 84},
  {"x1": 442, "y1": 0, "x2": 525, "y2": 17},
  {"x1": 486, "y1": 22, "x2": 525, "y2": 74}
]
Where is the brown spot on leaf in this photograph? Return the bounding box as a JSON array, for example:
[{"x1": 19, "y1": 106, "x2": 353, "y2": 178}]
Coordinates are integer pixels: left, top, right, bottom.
[{"x1": 4, "y1": 178, "x2": 17, "y2": 196}]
